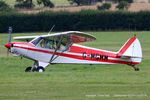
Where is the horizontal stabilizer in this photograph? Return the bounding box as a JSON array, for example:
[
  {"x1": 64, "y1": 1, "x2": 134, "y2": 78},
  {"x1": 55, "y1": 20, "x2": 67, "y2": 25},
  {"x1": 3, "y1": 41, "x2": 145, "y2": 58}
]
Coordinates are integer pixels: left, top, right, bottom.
[{"x1": 117, "y1": 55, "x2": 143, "y2": 59}]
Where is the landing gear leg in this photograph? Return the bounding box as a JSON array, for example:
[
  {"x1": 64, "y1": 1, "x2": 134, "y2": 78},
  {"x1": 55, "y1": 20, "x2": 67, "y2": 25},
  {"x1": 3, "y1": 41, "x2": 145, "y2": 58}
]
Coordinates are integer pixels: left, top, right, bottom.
[
  {"x1": 132, "y1": 65, "x2": 140, "y2": 71},
  {"x1": 30, "y1": 61, "x2": 38, "y2": 72}
]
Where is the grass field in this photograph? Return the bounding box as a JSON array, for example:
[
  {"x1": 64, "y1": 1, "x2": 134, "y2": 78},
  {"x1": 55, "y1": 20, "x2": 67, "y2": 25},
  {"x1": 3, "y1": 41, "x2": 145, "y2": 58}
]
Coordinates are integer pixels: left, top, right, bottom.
[{"x1": 0, "y1": 31, "x2": 150, "y2": 100}]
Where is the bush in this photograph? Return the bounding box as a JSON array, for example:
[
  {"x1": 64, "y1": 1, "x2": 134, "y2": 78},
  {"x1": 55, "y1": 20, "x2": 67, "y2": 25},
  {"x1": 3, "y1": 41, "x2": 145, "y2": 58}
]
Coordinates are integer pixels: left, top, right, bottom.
[
  {"x1": 116, "y1": 1, "x2": 130, "y2": 10},
  {"x1": 97, "y1": 3, "x2": 111, "y2": 11},
  {"x1": 114, "y1": 0, "x2": 133, "y2": 3},
  {"x1": 68, "y1": 0, "x2": 93, "y2": 6},
  {"x1": 15, "y1": 0, "x2": 34, "y2": 9},
  {"x1": 37, "y1": 0, "x2": 54, "y2": 8},
  {"x1": 125, "y1": 0, "x2": 133, "y2": 3}
]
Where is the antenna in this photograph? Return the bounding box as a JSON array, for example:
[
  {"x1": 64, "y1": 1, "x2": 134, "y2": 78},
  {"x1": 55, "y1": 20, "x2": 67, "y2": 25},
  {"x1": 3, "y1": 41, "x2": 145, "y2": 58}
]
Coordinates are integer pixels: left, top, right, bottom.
[{"x1": 48, "y1": 25, "x2": 55, "y2": 35}]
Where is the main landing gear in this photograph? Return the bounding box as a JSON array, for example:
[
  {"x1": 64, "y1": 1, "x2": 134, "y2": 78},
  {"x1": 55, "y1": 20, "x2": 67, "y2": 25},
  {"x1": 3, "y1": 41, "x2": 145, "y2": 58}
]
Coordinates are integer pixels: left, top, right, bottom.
[
  {"x1": 131, "y1": 65, "x2": 140, "y2": 71},
  {"x1": 25, "y1": 61, "x2": 45, "y2": 72}
]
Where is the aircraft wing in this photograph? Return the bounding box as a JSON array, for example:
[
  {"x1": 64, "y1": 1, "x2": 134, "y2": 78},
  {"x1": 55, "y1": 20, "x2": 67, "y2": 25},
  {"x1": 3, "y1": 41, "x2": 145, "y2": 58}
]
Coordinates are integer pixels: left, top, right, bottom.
[
  {"x1": 13, "y1": 31, "x2": 96, "y2": 43},
  {"x1": 41, "y1": 31, "x2": 96, "y2": 43}
]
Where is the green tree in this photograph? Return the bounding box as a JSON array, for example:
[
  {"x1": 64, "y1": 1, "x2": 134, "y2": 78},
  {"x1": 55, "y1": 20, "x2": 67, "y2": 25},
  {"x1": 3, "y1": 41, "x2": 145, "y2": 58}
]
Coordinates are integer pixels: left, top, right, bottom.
[
  {"x1": 37, "y1": 0, "x2": 54, "y2": 8},
  {"x1": 15, "y1": 0, "x2": 54, "y2": 8},
  {"x1": 125, "y1": 0, "x2": 133, "y2": 3},
  {"x1": 15, "y1": 0, "x2": 33, "y2": 8},
  {"x1": 116, "y1": 0, "x2": 130, "y2": 10},
  {"x1": 97, "y1": 3, "x2": 111, "y2": 10},
  {"x1": 0, "y1": 0, "x2": 12, "y2": 11},
  {"x1": 68, "y1": 0, "x2": 101, "y2": 6},
  {"x1": 114, "y1": 0, "x2": 133, "y2": 3}
]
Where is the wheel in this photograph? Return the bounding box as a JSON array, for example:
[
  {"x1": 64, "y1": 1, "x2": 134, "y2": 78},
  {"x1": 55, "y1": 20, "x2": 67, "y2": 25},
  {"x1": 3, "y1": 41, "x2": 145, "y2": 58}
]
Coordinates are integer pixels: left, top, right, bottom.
[
  {"x1": 25, "y1": 67, "x2": 32, "y2": 72},
  {"x1": 135, "y1": 67, "x2": 139, "y2": 71},
  {"x1": 36, "y1": 66, "x2": 45, "y2": 72}
]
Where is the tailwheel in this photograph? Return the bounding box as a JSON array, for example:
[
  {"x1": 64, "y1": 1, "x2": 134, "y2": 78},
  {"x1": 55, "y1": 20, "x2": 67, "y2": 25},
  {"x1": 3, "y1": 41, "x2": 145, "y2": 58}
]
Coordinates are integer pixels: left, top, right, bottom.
[
  {"x1": 134, "y1": 67, "x2": 139, "y2": 71},
  {"x1": 25, "y1": 67, "x2": 32, "y2": 72},
  {"x1": 132, "y1": 66, "x2": 140, "y2": 71},
  {"x1": 37, "y1": 66, "x2": 45, "y2": 72}
]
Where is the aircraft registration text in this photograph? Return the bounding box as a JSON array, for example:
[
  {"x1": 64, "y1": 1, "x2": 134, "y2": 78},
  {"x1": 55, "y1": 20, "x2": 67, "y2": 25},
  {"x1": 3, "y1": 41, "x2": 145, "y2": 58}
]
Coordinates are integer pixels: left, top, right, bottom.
[{"x1": 82, "y1": 52, "x2": 108, "y2": 61}]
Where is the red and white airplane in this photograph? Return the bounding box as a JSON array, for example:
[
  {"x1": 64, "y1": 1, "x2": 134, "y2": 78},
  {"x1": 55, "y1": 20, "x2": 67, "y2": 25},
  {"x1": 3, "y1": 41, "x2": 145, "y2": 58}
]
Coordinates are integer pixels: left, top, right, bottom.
[{"x1": 5, "y1": 29, "x2": 142, "y2": 72}]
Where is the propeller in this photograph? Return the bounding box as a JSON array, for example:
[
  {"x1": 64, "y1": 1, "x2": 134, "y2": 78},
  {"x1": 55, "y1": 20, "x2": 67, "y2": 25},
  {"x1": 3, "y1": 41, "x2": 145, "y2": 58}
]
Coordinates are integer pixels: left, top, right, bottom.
[
  {"x1": 6, "y1": 27, "x2": 12, "y2": 56},
  {"x1": 8, "y1": 27, "x2": 12, "y2": 43},
  {"x1": 7, "y1": 47, "x2": 9, "y2": 57}
]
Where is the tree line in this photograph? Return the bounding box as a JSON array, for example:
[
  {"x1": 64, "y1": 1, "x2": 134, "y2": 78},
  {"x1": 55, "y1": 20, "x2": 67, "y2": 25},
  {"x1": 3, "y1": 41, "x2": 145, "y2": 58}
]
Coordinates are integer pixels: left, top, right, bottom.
[
  {"x1": 0, "y1": 0, "x2": 54, "y2": 10},
  {"x1": 0, "y1": 10, "x2": 150, "y2": 33},
  {"x1": 68, "y1": 0, "x2": 133, "y2": 6},
  {"x1": 0, "y1": 0, "x2": 134, "y2": 10}
]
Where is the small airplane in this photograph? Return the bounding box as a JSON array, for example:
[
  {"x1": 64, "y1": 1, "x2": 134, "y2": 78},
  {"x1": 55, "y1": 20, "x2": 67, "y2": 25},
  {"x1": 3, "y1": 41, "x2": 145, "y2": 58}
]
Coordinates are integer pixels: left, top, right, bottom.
[{"x1": 5, "y1": 27, "x2": 142, "y2": 72}]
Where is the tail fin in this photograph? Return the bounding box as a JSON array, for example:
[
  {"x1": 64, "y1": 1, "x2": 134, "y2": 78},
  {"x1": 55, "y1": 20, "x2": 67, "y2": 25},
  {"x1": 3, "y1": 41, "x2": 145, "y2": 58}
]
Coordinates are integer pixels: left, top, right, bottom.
[{"x1": 117, "y1": 34, "x2": 142, "y2": 63}]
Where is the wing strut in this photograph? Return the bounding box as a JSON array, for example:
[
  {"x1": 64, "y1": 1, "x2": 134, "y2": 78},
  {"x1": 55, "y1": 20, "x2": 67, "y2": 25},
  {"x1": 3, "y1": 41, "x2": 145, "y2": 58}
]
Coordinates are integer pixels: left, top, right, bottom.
[
  {"x1": 49, "y1": 36, "x2": 63, "y2": 64},
  {"x1": 50, "y1": 37, "x2": 74, "y2": 63},
  {"x1": 49, "y1": 49, "x2": 65, "y2": 63}
]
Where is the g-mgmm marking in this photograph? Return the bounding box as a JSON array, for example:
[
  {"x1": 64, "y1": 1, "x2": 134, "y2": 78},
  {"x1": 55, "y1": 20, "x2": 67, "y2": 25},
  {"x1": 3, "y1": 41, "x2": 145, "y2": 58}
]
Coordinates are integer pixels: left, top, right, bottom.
[{"x1": 82, "y1": 52, "x2": 108, "y2": 61}]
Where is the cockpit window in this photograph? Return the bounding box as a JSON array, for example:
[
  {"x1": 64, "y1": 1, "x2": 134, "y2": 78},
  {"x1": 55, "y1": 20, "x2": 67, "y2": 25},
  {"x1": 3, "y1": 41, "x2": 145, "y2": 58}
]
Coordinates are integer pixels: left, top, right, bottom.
[
  {"x1": 35, "y1": 36, "x2": 70, "y2": 51},
  {"x1": 31, "y1": 37, "x2": 42, "y2": 45}
]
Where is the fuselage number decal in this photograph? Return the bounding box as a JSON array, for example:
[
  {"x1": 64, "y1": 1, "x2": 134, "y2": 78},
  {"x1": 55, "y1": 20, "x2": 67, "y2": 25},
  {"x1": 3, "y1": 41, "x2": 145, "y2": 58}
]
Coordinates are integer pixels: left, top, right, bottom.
[{"x1": 82, "y1": 52, "x2": 108, "y2": 61}]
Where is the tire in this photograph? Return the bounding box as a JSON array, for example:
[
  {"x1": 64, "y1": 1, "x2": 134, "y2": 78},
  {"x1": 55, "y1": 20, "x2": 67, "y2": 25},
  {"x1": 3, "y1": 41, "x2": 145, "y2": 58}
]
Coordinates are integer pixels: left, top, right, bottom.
[
  {"x1": 37, "y1": 66, "x2": 45, "y2": 72},
  {"x1": 25, "y1": 67, "x2": 32, "y2": 72},
  {"x1": 135, "y1": 67, "x2": 140, "y2": 71}
]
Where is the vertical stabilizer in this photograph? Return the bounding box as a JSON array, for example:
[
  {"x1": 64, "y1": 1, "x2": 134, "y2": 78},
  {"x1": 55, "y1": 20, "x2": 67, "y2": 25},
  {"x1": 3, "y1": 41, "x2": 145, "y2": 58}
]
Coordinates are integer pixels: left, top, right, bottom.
[{"x1": 117, "y1": 34, "x2": 142, "y2": 63}]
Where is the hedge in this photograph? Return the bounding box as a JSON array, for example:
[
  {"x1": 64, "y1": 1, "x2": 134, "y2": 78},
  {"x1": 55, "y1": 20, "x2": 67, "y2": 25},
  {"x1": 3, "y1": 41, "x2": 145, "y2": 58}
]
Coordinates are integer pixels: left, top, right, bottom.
[{"x1": 0, "y1": 10, "x2": 150, "y2": 33}]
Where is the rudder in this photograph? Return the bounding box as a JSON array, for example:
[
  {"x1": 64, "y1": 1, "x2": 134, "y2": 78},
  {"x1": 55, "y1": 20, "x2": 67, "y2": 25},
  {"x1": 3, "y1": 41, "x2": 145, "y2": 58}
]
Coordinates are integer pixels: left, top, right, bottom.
[{"x1": 117, "y1": 34, "x2": 142, "y2": 63}]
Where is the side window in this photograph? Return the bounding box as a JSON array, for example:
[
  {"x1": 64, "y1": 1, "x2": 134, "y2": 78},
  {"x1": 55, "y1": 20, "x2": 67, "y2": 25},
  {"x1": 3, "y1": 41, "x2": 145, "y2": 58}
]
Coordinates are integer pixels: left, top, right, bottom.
[
  {"x1": 40, "y1": 39, "x2": 45, "y2": 48},
  {"x1": 36, "y1": 39, "x2": 46, "y2": 48},
  {"x1": 36, "y1": 39, "x2": 56, "y2": 49},
  {"x1": 59, "y1": 37, "x2": 70, "y2": 51},
  {"x1": 59, "y1": 43, "x2": 68, "y2": 51},
  {"x1": 44, "y1": 40, "x2": 51, "y2": 49},
  {"x1": 36, "y1": 37, "x2": 70, "y2": 51}
]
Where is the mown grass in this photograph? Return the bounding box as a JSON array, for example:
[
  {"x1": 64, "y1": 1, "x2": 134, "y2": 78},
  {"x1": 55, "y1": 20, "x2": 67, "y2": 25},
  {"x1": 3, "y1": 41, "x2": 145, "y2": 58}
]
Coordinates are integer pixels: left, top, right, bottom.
[{"x1": 0, "y1": 31, "x2": 150, "y2": 100}]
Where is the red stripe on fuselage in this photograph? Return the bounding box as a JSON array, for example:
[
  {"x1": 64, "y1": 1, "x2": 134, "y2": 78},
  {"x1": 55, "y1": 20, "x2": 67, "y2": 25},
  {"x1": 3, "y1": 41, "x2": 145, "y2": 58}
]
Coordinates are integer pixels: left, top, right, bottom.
[
  {"x1": 13, "y1": 45, "x2": 139, "y2": 65},
  {"x1": 70, "y1": 45, "x2": 117, "y2": 58}
]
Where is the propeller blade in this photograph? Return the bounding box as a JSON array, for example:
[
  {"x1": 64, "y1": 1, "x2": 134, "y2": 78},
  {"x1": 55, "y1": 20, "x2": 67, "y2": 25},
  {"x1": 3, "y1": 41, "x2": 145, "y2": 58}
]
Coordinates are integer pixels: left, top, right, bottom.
[
  {"x1": 7, "y1": 49, "x2": 9, "y2": 57},
  {"x1": 8, "y1": 27, "x2": 12, "y2": 43},
  {"x1": 6, "y1": 27, "x2": 12, "y2": 57}
]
